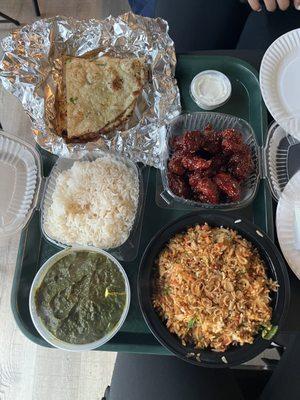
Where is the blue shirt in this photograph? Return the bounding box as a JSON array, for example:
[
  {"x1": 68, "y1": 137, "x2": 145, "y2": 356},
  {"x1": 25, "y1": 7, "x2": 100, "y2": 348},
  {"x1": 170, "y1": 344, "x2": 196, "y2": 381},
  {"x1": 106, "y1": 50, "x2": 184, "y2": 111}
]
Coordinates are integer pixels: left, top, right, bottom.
[{"x1": 128, "y1": 0, "x2": 156, "y2": 17}]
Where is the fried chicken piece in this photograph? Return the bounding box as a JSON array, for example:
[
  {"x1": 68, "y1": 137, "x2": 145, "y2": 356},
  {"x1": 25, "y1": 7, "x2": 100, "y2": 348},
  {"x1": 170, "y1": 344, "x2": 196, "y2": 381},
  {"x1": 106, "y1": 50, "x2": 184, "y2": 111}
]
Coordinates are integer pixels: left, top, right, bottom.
[
  {"x1": 221, "y1": 129, "x2": 245, "y2": 154},
  {"x1": 182, "y1": 130, "x2": 203, "y2": 153},
  {"x1": 221, "y1": 128, "x2": 242, "y2": 141},
  {"x1": 170, "y1": 131, "x2": 203, "y2": 153},
  {"x1": 168, "y1": 172, "x2": 191, "y2": 199},
  {"x1": 169, "y1": 136, "x2": 184, "y2": 152},
  {"x1": 181, "y1": 155, "x2": 212, "y2": 171},
  {"x1": 210, "y1": 154, "x2": 229, "y2": 173},
  {"x1": 214, "y1": 172, "x2": 241, "y2": 202},
  {"x1": 189, "y1": 173, "x2": 220, "y2": 204},
  {"x1": 200, "y1": 125, "x2": 222, "y2": 154},
  {"x1": 228, "y1": 148, "x2": 254, "y2": 181},
  {"x1": 168, "y1": 153, "x2": 185, "y2": 176}
]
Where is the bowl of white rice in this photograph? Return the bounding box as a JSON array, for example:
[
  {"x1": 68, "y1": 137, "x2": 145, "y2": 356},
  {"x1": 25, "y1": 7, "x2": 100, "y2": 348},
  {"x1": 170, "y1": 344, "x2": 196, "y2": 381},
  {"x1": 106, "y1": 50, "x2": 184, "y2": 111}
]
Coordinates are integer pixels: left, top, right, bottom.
[{"x1": 41, "y1": 150, "x2": 142, "y2": 260}]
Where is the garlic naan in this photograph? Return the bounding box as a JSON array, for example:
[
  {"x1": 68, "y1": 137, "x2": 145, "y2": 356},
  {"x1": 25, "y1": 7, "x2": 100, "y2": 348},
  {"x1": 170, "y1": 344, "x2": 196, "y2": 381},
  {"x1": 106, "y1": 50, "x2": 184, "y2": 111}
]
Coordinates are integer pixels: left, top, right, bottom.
[{"x1": 65, "y1": 56, "x2": 147, "y2": 139}]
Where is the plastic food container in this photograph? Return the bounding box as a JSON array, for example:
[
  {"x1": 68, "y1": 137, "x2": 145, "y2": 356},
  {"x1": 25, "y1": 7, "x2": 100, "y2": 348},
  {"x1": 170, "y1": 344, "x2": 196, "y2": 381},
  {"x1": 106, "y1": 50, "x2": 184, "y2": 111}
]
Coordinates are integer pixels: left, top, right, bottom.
[
  {"x1": 157, "y1": 113, "x2": 300, "y2": 211},
  {"x1": 29, "y1": 246, "x2": 130, "y2": 351},
  {"x1": 190, "y1": 70, "x2": 232, "y2": 110},
  {"x1": 158, "y1": 112, "x2": 260, "y2": 210},
  {"x1": 0, "y1": 130, "x2": 145, "y2": 262},
  {"x1": 0, "y1": 132, "x2": 42, "y2": 237},
  {"x1": 264, "y1": 121, "x2": 300, "y2": 199},
  {"x1": 41, "y1": 151, "x2": 144, "y2": 261}
]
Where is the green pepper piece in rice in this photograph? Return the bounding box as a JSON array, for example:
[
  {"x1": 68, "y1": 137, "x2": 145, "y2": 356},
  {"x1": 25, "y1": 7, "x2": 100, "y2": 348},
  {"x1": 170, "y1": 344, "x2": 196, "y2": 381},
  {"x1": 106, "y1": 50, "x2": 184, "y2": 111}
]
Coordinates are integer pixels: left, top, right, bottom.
[
  {"x1": 162, "y1": 286, "x2": 170, "y2": 295},
  {"x1": 188, "y1": 317, "x2": 197, "y2": 329},
  {"x1": 261, "y1": 325, "x2": 278, "y2": 340}
]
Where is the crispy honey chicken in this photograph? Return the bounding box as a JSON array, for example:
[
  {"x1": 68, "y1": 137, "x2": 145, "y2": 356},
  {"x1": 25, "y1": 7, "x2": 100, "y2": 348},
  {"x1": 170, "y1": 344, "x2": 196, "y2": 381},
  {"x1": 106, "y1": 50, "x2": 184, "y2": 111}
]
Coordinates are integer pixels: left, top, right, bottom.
[{"x1": 167, "y1": 125, "x2": 254, "y2": 204}]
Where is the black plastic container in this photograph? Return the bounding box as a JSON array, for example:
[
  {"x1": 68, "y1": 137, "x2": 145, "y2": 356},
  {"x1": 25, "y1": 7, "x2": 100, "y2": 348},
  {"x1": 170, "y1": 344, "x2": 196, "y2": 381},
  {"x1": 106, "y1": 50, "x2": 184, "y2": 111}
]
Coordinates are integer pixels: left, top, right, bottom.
[{"x1": 138, "y1": 212, "x2": 290, "y2": 368}]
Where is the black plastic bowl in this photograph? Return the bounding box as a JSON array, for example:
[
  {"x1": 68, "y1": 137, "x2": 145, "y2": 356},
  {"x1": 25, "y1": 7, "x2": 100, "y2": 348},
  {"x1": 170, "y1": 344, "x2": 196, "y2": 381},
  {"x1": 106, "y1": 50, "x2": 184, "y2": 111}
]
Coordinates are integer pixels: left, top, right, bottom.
[{"x1": 138, "y1": 212, "x2": 290, "y2": 368}]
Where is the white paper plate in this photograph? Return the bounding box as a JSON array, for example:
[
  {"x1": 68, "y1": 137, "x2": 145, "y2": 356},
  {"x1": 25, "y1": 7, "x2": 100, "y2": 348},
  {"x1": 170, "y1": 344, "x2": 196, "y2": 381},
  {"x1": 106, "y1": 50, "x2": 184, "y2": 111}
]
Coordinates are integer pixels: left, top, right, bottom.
[
  {"x1": 276, "y1": 170, "x2": 300, "y2": 279},
  {"x1": 260, "y1": 29, "x2": 300, "y2": 140}
]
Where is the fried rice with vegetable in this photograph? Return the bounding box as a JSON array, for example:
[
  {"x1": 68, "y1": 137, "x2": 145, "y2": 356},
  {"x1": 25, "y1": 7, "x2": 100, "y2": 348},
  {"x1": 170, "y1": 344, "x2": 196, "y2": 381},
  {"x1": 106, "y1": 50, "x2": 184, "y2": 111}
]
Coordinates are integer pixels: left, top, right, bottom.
[{"x1": 152, "y1": 224, "x2": 278, "y2": 352}]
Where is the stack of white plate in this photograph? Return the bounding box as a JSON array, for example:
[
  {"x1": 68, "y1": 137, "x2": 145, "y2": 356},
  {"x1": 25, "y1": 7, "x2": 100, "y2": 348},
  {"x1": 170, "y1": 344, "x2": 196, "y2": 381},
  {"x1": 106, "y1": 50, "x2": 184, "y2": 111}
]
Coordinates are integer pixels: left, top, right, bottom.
[
  {"x1": 260, "y1": 28, "x2": 300, "y2": 279},
  {"x1": 276, "y1": 171, "x2": 300, "y2": 279},
  {"x1": 260, "y1": 28, "x2": 300, "y2": 141}
]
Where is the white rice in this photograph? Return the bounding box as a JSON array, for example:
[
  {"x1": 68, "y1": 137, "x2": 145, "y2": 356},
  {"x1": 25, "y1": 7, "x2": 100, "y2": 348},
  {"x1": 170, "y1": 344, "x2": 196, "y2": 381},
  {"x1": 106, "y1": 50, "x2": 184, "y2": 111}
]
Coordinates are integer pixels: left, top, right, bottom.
[{"x1": 44, "y1": 155, "x2": 139, "y2": 249}]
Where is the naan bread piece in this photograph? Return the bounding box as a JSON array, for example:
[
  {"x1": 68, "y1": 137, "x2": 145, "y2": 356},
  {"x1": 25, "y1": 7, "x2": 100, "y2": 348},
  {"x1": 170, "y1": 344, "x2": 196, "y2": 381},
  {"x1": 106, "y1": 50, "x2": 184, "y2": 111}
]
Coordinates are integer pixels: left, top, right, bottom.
[
  {"x1": 101, "y1": 99, "x2": 136, "y2": 133},
  {"x1": 55, "y1": 97, "x2": 67, "y2": 136},
  {"x1": 68, "y1": 101, "x2": 137, "y2": 143},
  {"x1": 54, "y1": 58, "x2": 68, "y2": 136},
  {"x1": 65, "y1": 56, "x2": 147, "y2": 139}
]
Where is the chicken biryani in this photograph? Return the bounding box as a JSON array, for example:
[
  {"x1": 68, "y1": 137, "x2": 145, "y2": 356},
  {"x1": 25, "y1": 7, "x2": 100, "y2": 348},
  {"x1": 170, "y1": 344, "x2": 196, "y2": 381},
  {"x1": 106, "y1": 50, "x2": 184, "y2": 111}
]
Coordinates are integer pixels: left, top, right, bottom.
[{"x1": 152, "y1": 224, "x2": 278, "y2": 352}]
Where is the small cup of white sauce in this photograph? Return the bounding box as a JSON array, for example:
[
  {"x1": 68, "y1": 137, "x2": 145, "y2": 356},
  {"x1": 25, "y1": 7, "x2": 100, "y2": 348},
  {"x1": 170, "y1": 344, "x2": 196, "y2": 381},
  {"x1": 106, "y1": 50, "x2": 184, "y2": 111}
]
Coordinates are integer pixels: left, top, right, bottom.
[{"x1": 190, "y1": 70, "x2": 232, "y2": 110}]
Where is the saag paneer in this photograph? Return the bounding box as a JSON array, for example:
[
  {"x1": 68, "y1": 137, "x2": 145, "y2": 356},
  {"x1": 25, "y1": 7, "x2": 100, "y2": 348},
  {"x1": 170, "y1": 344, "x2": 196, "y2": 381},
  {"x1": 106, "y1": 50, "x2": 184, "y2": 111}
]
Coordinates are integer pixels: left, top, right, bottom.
[{"x1": 35, "y1": 251, "x2": 126, "y2": 344}]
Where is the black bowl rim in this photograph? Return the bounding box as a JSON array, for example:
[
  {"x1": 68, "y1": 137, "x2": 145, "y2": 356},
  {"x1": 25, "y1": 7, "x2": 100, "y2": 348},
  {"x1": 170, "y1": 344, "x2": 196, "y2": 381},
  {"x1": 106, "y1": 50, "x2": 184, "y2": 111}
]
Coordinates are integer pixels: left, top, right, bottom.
[{"x1": 137, "y1": 211, "x2": 290, "y2": 368}]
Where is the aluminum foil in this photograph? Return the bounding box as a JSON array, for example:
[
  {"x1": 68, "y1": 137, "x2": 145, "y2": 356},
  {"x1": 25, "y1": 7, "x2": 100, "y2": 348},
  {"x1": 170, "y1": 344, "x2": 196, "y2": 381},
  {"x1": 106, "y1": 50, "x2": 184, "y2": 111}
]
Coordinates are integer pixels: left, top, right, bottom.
[{"x1": 0, "y1": 13, "x2": 181, "y2": 168}]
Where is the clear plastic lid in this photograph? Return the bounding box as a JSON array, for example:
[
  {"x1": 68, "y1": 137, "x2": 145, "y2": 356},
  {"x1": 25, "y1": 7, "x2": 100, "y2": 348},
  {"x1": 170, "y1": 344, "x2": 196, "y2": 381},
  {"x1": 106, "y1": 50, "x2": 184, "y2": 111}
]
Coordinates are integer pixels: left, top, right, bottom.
[
  {"x1": 0, "y1": 131, "x2": 41, "y2": 238},
  {"x1": 40, "y1": 150, "x2": 145, "y2": 262},
  {"x1": 190, "y1": 70, "x2": 232, "y2": 111},
  {"x1": 157, "y1": 112, "x2": 260, "y2": 210},
  {"x1": 264, "y1": 121, "x2": 300, "y2": 201}
]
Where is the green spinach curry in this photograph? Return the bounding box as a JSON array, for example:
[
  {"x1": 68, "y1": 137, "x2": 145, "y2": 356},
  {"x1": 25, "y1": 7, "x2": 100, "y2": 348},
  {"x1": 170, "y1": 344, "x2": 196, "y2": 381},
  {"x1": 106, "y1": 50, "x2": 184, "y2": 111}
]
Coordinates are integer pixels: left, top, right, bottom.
[{"x1": 35, "y1": 251, "x2": 126, "y2": 344}]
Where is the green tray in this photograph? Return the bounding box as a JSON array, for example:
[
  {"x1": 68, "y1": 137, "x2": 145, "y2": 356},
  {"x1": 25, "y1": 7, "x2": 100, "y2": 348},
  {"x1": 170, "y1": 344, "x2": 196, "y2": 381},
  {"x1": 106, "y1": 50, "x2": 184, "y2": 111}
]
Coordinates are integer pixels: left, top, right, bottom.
[{"x1": 12, "y1": 56, "x2": 273, "y2": 354}]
